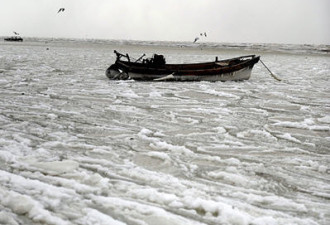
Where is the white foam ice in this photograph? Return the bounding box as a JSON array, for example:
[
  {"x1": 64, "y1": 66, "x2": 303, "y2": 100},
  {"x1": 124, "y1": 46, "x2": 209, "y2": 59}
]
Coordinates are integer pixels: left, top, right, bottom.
[
  {"x1": 273, "y1": 119, "x2": 330, "y2": 131},
  {"x1": 0, "y1": 39, "x2": 329, "y2": 225},
  {"x1": 28, "y1": 160, "x2": 79, "y2": 176},
  {"x1": 277, "y1": 133, "x2": 302, "y2": 143},
  {"x1": 75, "y1": 208, "x2": 126, "y2": 225},
  {"x1": 318, "y1": 115, "x2": 330, "y2": 124},
  {"x1": 145, "y1": 151, "x2": 172, "y2": 162},
  {"x1": 237, "y1": 129, "x2": 278, "y2": 141}
]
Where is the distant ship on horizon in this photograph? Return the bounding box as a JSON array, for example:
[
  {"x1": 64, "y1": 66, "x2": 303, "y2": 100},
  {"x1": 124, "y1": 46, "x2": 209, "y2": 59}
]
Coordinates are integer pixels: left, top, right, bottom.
[{"x1": 4, "y1": 36, "x2": 23, "y2": 42}]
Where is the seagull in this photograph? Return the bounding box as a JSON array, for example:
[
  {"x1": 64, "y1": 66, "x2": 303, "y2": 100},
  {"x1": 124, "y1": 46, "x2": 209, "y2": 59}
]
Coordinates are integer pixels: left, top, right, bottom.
[
  {"x1": 204, "y1": 32, "x2": 207, "y2": 37},
  {"x1": 13, "y1": 31, "x2": 19, "y2": 35},
  {"x1": 57, "y1": 8, "x2": 65, "y2": 13},
  {"x1": 193, "y1": 37, "x2": 199, "y2": 43}
]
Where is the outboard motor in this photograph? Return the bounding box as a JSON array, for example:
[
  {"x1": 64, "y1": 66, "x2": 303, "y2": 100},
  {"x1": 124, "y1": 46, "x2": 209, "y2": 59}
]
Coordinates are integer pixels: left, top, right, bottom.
[{"x1": 152, "y1": 54, "x2": 166, "y2": 66}]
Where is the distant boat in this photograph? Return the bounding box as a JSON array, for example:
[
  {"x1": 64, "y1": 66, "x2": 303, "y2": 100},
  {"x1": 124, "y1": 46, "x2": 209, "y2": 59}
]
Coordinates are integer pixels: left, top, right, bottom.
[
  {"x1": 4, "y1": 36, "x2": 23, "y2": 42},
  {"x1": 106, "y1": 50, "x2": 260, "y2": 82}
]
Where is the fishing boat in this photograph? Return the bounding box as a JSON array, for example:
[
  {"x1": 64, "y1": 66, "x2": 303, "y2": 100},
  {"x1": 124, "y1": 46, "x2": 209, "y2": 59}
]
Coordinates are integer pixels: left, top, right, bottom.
[
  {"x1": 106, "y1": 50, "x2": 260, "y2": 81},
  {"x1": 4, "y1": 36, "x2": 23, "y2": 42}
]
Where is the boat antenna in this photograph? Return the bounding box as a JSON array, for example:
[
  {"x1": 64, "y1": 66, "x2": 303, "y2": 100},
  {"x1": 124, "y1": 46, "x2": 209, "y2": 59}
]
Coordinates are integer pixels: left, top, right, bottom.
[{"x1": 259, "y1": 59, "x2": 282, "y2": 81}]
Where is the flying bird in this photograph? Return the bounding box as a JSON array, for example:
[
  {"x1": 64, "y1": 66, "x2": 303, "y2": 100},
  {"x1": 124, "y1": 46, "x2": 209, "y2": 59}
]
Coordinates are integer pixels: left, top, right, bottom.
[
  {"x1": 193, "y1": 37, "x2": 199, "y2": 43},
  {"x1": 200, "y1": 32, "x2": 207, "y2": 37},
  {"x1": 13, "y1": 31, "x2": 19, "y2": 35},
  {"x1": 57, "y1": 8, "x2": 65, "y2": 13}
]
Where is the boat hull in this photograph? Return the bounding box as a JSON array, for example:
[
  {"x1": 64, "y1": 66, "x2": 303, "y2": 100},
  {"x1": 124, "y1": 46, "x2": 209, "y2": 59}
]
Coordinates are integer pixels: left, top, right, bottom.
[{"x1": 129, "y1": 66, "x2": 253, "y2": 81}]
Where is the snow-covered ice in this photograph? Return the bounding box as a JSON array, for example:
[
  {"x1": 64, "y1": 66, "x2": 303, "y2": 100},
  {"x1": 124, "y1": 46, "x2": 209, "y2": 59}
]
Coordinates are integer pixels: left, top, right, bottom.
[{"x1": 0, "y1": 38, "x2": 329, "y2": 225}]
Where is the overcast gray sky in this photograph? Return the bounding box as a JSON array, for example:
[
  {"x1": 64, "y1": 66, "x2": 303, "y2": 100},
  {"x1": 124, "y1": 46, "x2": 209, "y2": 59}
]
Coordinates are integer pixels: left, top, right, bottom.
[{"x1": 1, "y1": 0, "x2": 329, "y2": 44}]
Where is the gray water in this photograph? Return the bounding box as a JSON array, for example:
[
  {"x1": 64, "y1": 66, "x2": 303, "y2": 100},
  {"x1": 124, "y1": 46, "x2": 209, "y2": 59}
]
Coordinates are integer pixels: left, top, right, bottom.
[{"x1": 0, "y1": 38, "x2": 329, "y2": 225}]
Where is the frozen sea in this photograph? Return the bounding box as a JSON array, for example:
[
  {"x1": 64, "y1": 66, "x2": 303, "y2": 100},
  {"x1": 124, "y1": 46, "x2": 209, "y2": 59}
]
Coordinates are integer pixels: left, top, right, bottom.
[{"x1": 0, "y1": 38, "x2": 329, "y2": 225}]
